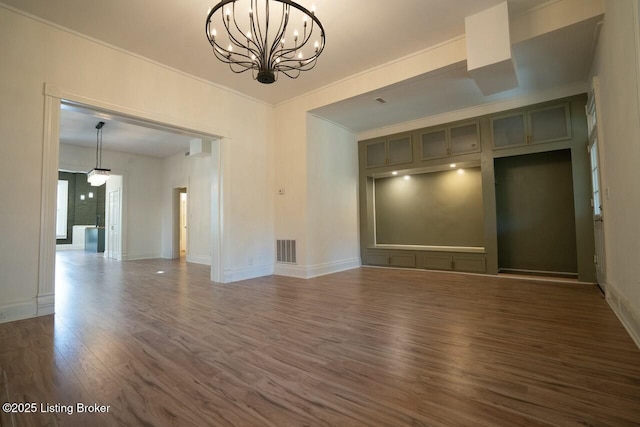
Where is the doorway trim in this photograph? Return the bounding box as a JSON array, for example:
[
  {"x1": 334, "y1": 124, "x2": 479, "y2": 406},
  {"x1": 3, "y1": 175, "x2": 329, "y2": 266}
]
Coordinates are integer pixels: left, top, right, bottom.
[{"x1": 39, "y1": 83, "x2": 227, "y2": 316}]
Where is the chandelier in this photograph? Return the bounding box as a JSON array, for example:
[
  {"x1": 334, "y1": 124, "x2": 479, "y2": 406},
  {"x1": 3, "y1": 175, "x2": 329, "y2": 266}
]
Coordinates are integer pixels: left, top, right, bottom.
[
  {"x1": 87, "y1": 121, "x2": 110, "y2": 187},
  {"x1": 205, "y1": 0, "x2": 326, "y2": 84}
]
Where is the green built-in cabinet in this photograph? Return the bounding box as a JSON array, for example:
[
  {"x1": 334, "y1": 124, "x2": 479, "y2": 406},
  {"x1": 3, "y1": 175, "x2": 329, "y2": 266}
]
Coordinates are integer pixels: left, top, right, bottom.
[
  {"x1": 358, "y1": 95, "x2": 596, "y2": 283},
  {"x1": 421, "y1": 121, "x2": 480, "y2": 160},
  {"x1": 365, "y1": 135, "x2": 413, "y2": 168},
  {"x1": 491, "y1": 103, "x2": 571, "y2": 149}
]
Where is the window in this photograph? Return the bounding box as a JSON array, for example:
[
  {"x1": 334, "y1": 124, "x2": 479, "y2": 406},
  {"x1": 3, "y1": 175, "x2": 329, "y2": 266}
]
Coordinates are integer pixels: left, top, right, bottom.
[
  {"x1": 590, "y1": 141, "x2": 602, "y2": 217},
  {"x1": 56, "y1": 180, "x2": 69, "y2": 239}
]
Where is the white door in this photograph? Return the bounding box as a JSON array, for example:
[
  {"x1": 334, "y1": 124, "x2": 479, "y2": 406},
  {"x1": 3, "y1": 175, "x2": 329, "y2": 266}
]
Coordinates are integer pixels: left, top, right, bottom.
[
  {"x1": 180, "y1": 192, "x2": 187, "y2": 255},
  {"x1": 587, "y1": 88, "x2": 607, "y2": 287},
  {"x1": 107, "y1": 189, "x2": 121, "y2": 259}
]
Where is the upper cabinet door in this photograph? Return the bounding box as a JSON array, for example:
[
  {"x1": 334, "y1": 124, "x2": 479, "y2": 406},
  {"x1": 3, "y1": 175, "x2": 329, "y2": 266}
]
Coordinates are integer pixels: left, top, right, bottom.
[
  {"x1": 491, "y1": 113, "x2": 527, "y2": 149},
  {"x1": 450, "y1": 122, "x2": 480, "y2": 155},
  {"x1": 365, "y1": 140, "x2": 386, "y2": 168},
  {"x1": 528, "y1": 103, "x2": 571, "y2": 144},
  {"x1": 387, "y1": 136, "x2": 413, "y2": 165},
  {"x1": 421, "y1": 129, "x2": 448, "y2": 160},
  {"x1": 491, "y1": 103, "x2": 572, "y2": 149}
]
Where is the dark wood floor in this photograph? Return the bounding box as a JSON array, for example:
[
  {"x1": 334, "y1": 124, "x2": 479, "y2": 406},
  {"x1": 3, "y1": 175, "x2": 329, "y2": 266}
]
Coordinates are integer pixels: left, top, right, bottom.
[{"x1": 1, "y1": 252, "x2": 640, "y2": 426}]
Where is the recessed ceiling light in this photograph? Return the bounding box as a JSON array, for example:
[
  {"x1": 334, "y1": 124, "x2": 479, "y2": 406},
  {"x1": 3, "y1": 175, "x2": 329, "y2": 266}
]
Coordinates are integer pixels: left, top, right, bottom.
[
  {"x1": 404, "y1": 175, "x2": 410, "y2": 180},
  {"x1": 392, "y1": 171, "x2": 398, "y2": 175},
  {"x1": 457, "y1": 169, "x2": 465, "y2": 175},
  {"x1": 450, "y1": 163, "x2": 456, "y2": 168}
]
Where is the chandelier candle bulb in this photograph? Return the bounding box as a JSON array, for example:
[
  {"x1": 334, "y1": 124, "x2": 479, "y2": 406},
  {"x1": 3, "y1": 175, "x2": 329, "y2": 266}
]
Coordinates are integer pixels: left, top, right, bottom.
[{"x1": 206, "y1": 0, "x2": 326, "y2": 84}]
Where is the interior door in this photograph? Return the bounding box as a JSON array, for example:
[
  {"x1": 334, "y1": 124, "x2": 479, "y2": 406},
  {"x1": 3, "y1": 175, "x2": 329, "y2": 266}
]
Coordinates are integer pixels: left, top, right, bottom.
[
  {"x1": 587, "y1": 87, "x2": 607, "y2": 287},
  {"x1": 107, "y1": 189, "x2": 121, "y2": 259},
  {"x1": 180, "y1": 191, "x2": 187, "y2": 255}
]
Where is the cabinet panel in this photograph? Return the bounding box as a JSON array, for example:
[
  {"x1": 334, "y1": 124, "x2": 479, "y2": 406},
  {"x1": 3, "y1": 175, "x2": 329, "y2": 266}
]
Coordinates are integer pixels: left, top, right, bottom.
[
  {"x1": 492, "y1": 113, "x2": 526, "y2": 148},
  {"x1": 388, "y1": 136, "x2": 413, "y2": 165},
  {"x1": 529, "y1": 104, "x2": 571, "y2": 144},
  {"x1": 421, "y1": 130, "x2": 448, "y2": 159},
  {"x1": 365, "y1": 141, "x2": 386, "y2": 168},
  {"x1": 454, "y1": 255, "x2": 486, "y2": 273},
  {"x1": 450, "y1": 123, "x2": 480, "y2": 154},
  {"x1": 390, "y1": 254, "x2": 416, "y2": 268},
  {"x1": 424, "y1": 254, "x2": 453, "y2": 271},
  {"x1": 367, "y1": 251, "x2": 389, "y2": 266}
]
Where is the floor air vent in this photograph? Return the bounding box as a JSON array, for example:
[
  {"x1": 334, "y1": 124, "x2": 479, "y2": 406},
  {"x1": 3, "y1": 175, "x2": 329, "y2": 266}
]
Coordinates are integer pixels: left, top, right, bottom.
[{"x1": 276, "y1": 240, "x2": 296, "y2": 264}]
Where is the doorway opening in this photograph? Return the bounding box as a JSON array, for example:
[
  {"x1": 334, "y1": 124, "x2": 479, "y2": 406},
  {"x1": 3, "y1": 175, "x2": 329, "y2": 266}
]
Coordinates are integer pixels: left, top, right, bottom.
[
  {"x1": 173, "y1": 187, "x2": 188, "y2": 259},
  {"x1": 40, "y1": 88, "x2": 225, "y2": 319}
]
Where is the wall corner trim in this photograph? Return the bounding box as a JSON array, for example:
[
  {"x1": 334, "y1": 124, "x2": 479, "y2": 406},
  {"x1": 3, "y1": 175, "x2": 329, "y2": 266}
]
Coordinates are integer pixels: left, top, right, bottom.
[
  {"x1": 37, "y1": 293, "x2": 55, "y2": 316},
  {"x1": 223, "y1": 264, "x2": 274, "y2": 283},
  {"x1": 274, "y1": 257, "x2": 361, "y2": 279},
  {"x1": 186, "y1": 255, "x2": 212, "y2": 266},
  {"x1": 606, "y1": 282, "x2": 640, "y2": 350}
]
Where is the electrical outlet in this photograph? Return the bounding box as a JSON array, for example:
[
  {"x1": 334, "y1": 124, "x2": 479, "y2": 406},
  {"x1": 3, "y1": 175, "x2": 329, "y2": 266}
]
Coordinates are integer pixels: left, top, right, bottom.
[{"x1": 278, "y1": 188, "x2": 285, "y2": 195}]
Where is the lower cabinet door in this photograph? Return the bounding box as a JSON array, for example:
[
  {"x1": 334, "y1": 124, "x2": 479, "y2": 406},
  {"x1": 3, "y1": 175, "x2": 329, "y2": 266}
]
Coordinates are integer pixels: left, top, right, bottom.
[
  {"x1": 390, "y1": 254, "x2": 416, "y2": 268},
  {"x1": 367, "y1": 251, "x2": 390, "y2": 266},
  {"x1": 424, "y1": 254, "x2": 454, "y2": 271},
  {"x1": 454, "y1": 255, "x2": 486, "y2": 273}
]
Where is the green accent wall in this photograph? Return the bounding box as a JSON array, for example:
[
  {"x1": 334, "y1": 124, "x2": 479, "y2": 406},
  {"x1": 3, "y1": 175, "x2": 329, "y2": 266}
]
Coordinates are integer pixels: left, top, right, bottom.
[
  {"x1": 57, "y1": 172, "x2": 106, "y2": 245},
  {"x1": 374, "y1": 167, "x2": 484, "y2": 247}
]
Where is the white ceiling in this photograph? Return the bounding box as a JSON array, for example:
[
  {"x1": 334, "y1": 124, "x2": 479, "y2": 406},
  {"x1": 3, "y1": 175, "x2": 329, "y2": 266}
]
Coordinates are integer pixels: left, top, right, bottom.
[
  {"x1": 4, "y1": 0, "x2": 596, "y2": 153},
  {"x1": 60, "y1": 105, "x2": 197, "y2": 158},
  {"x1": 3, "y1": 0, "x2": 545, "y2": 105},
  {"x1": 312, "y1": 17, "x2": 600, "y2": 133}
]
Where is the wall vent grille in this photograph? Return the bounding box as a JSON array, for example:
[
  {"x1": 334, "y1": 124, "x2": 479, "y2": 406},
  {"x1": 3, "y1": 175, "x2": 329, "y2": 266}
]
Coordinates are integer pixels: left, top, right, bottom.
[{"x1": 276, "y1": 240, "x2": 296, "y2": 264}]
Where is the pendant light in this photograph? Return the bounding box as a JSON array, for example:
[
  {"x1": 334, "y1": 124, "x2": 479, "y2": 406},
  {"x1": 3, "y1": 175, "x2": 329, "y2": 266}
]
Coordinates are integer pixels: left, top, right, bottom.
[{"x1": 87, "y1": 121, "x2": 110, "y2": 186}]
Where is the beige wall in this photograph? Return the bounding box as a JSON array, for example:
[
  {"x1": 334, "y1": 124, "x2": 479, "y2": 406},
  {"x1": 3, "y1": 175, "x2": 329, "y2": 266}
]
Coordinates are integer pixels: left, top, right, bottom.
[
  {"x1": 590, "y1": 0, "x2": 640, "y2": 345},
  {"x1": 0, "y1": 6, "x2": 273, "y2": 322},
  {"x1": 306, "y1": 115, "x2": 359, "y2": 274}
]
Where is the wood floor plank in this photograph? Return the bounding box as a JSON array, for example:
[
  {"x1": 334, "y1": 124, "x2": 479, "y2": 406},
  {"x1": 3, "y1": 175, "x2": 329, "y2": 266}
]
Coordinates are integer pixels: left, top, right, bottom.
[{"x1": 0, "y1": 252, "x2": 639, "y2": 426}]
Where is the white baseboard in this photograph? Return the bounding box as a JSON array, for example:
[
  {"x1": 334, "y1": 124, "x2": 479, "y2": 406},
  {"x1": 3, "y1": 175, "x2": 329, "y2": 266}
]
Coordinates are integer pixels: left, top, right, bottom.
[
  {"x1": 186, "y1": 254, "x2": 211, "y2": 266},
  {"x1": 120, "y1": 252, "x2": 162, "y2": 261},
  {"x1": 223, "y1": 264, "x2": 274, "y2": 283},
  {"x1": 0, "y1": 299, "x2": 37, "y2": 324},
  {"x1": 55, "y1": 244, "x2": 83, "y2": 251},
  {"x1": 606, "y1": 282, "x2": 640, "y2": 350},
  {"x1": 274, "y1": 257, "x2": 361, "y2": 279},
  {"x1": 37, "y1": 293, "x2": 55, "y2": 316}
]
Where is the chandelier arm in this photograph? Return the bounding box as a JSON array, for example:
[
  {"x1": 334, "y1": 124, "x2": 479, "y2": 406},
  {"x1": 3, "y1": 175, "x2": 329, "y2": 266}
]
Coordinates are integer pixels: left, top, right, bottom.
[
  {"x1": 249, "y1": 0, "x2": 265, "y2": 59},
  {"x1": 277, "y1": 58, "x2": 317, "y2": 72},
  {"x1": 228, "y1": 62, "x2": 257, "y2": 74},
  {"x1": 229, "y1": 2, "x2": 261, "y2": 57},
  {"x1": 212, "y1": 44, "x2": 256, "y2": 65},
  {"x1": 269, "y1": 3, "x2": 290, "y2": 69},
  {"x1": 272, "y1": 27, "x2": 323, "y2": 60},
  {"x1": 251, "y1": 0, "x2": 266, "y2": 54},
  {"x1": 221, "y1": 11, "x2": 249, "y2": 54},
  {"x1": 279, "y1": 68, "x2": 301, "y2": 79}
]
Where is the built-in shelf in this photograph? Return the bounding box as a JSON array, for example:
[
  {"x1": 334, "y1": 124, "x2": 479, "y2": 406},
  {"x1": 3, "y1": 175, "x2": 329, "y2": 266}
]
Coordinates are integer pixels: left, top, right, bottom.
[{"x1": 371, "y1": 245, "x2": 485, "y2": 254}]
